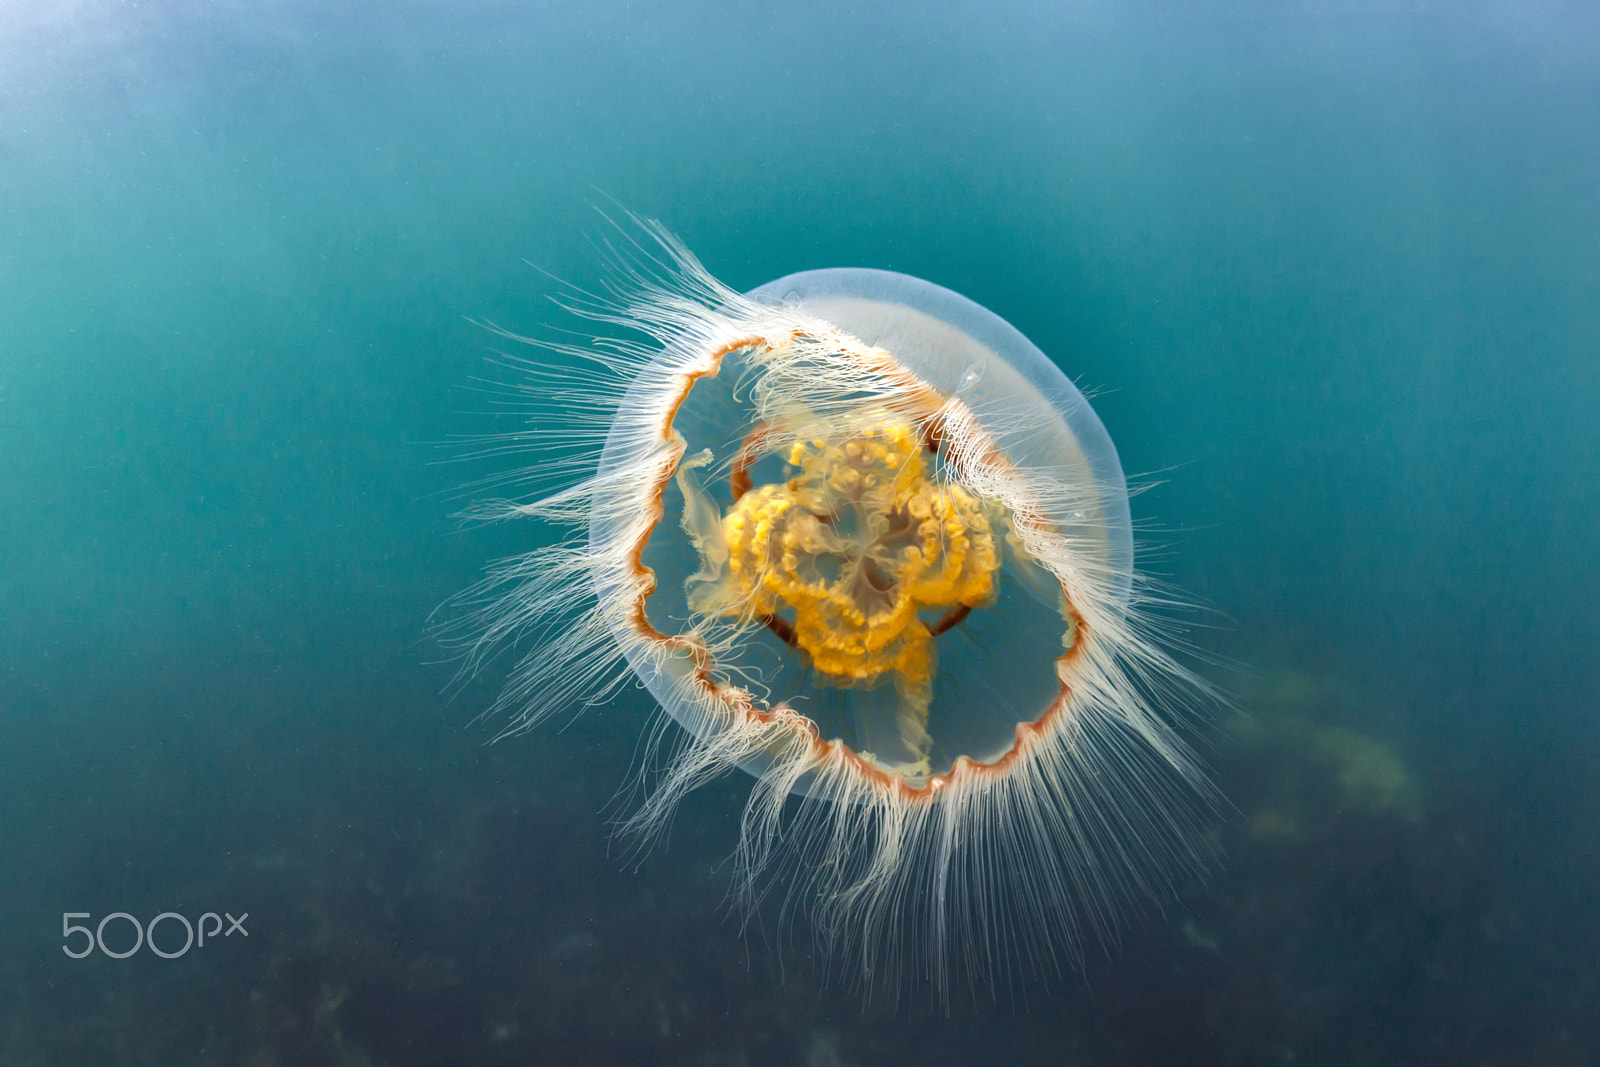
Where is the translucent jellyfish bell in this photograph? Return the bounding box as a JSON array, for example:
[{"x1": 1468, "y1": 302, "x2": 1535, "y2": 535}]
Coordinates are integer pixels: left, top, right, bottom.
[
  {"x1": 751, "y1": 266, "x2": 1134, "y2": 596},
  {"x1": 597, "y1": 267, "x2": 1135, "y2": 785},
  {"x1": 449, "y1": 222, "x2": 1214, "y2": 995}
]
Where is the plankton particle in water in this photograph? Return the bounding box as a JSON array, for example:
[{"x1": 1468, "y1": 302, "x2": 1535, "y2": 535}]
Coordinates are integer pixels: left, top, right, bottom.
[{"x1": 441, "y1": 219, "x2": 1218, "y2": 999}]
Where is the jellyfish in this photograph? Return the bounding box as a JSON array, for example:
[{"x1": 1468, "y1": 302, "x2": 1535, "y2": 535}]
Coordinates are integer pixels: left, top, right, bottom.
[{"x1": 445, "y1": 220, "x2": 1216, "y2": 997}]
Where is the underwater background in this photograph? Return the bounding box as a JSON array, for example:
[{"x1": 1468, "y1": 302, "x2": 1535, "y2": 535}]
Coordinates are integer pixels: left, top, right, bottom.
[{"x1": 2, "y1": 0, "x2": 1597, "y2": 1063}]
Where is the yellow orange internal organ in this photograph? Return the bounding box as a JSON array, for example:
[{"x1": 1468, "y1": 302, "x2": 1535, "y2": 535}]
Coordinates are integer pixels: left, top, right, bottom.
[{"x1": 719, "y1": 419, "x2": 1000, "y2": 710}]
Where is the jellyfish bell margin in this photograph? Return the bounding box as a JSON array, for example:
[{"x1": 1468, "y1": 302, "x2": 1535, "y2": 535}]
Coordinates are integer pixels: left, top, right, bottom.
[{"x1": 439, "y1": 220, "x2": 1219, "y2": 1000}]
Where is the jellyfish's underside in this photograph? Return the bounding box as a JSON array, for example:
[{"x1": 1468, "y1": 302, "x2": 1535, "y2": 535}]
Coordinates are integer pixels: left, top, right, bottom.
[
  {"x1": 599, "y1": 269, "x2": 1134, "y2": 791},
  {"x1": 457, "y1": 236, "x2": 1212, "y2": 994}
]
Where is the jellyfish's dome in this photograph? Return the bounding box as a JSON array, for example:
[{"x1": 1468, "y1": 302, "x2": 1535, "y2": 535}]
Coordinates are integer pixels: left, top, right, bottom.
[
  {"x1": 593, "y1": 267, "x2": 1133, "y2": 787},
  {"x1": 752, "y1": 267, "x2": 1132, "y2": 590}
]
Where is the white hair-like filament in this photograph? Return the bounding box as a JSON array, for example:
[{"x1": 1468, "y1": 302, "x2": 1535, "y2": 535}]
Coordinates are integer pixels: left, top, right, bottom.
[{"x1": 437, "y1": 219, "x2": 1217, "y2": 1003}]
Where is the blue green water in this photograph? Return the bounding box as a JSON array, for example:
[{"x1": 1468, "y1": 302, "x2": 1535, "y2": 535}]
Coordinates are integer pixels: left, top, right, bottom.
[{"x1": 3, "y1": 1, "x2": 1596, "y2": 1063}]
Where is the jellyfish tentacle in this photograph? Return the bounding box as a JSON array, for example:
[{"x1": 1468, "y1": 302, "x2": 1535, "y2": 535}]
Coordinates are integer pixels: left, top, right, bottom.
[{"x1": 441, "y1": 216, "x2": 1220, "y2": 1001}]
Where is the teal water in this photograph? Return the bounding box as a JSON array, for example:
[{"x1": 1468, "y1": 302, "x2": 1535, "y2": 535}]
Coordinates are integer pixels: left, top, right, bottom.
[{"x1": 3, "y1": 1, "x2": 1597, "y2": 1063}]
